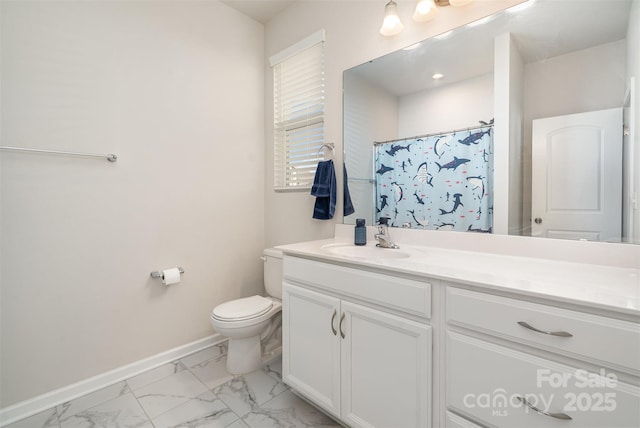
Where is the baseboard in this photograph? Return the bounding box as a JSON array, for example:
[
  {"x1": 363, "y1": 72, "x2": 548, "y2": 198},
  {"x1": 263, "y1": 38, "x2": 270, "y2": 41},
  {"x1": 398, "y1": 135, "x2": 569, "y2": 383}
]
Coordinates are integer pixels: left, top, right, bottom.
[{"x1": 0, "y1": 334, "x2": 225, "y2": 427}]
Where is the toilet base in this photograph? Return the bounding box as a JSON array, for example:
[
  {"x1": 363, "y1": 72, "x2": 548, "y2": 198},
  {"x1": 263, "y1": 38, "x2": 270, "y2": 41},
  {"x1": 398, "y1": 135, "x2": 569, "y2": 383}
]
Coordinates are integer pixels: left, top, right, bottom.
[{"x1": 226, "y1": 335, "x2": 261, "y2": 374}]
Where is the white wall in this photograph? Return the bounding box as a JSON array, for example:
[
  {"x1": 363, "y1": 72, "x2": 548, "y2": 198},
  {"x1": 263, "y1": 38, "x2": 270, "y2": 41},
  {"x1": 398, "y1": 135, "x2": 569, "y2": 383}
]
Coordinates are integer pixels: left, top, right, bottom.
[
  {"x1": 521, "y1": 40, "x2": 627, "y2": 232},
  {"x1": 264, "y1": 0, "x2": 524, "y2": 247},
  {"x1": 493, "y1": 33, "x2": 523, "y2": 236},
  {"x1": 0, "y1": 1, "x2": 264, "y2": 407},
  {"x1": 399, "y1": 73, "x2": 494, "y2": 137}
]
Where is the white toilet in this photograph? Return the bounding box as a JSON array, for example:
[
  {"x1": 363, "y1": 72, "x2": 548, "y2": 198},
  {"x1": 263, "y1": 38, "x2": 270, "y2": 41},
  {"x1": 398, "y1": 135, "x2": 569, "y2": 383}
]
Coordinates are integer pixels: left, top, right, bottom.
[{"x1": 210, "y1": 248, "x2": 283, "y2": 374}]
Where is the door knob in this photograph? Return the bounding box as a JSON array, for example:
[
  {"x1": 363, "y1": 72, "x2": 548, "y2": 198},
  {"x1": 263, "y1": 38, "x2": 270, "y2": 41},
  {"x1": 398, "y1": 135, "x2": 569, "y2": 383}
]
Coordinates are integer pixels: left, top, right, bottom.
[{"x1": 534, "y1": 217, "x2": 543, "y2": 224}]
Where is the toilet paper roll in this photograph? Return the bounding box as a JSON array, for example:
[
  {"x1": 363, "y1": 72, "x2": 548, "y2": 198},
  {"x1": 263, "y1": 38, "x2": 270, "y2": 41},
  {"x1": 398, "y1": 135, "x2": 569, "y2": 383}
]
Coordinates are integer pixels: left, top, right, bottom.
[{"x1": 162, "y1": 268, "x2": 181, "y2": 285}]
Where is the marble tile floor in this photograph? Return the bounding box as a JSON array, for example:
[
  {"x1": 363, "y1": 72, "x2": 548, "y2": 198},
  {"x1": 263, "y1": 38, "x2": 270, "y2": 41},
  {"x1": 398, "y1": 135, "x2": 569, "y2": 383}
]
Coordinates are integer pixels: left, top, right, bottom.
[{"x1": 6, "y1": 343, "x2": 340, "y2": 428}]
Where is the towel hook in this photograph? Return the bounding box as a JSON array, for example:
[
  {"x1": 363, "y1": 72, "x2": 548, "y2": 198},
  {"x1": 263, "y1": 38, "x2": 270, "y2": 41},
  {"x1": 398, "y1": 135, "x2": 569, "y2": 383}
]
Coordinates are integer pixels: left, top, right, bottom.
[{"x1": 318, "y1": 143, "x2": 335, "y2": 159}]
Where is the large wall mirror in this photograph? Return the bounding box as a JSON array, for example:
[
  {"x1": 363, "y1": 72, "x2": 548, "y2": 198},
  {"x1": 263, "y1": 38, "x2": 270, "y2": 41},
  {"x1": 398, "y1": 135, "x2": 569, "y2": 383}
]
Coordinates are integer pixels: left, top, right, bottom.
[{"x1": 343, "y1": 0, "x2": 639, "y2": 244}]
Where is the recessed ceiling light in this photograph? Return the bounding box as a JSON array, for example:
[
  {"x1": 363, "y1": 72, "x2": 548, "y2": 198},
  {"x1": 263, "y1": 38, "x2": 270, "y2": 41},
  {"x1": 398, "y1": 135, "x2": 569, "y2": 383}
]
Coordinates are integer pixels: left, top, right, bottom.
[{"x1": 432, "y1": 73, "x2": 444, "y2": 80}]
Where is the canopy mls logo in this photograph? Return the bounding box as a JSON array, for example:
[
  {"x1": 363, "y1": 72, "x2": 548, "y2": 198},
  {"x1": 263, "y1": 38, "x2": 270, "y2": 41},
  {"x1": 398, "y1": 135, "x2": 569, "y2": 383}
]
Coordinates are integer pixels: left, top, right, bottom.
[
  {"x1": 462, "y1": 369, "x2": 618, "y2": 417},
  {"x1": 462, "y1": 390, "x2": 554, "y2": 417}
]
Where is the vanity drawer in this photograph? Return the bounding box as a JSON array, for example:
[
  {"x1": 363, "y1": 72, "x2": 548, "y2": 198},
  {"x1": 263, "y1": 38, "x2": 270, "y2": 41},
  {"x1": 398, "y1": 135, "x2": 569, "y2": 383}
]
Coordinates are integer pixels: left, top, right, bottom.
[
  {"x1": 446, "y1": 287, "x2": 640, "y2": 372},
  {"x1": 447, "y1": 332, "x2": 640, "y2": 428},
  {"x1": 445, "y1": 411, "x2": 484, "y2": 428},
  {"x1": 283, "y1": 256, "x2": 431, "y2": 318}
]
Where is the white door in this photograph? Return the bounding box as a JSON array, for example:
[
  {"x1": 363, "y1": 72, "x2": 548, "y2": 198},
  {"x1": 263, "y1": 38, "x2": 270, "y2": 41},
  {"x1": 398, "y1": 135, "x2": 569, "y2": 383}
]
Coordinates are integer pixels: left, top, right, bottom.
[
  {"x1": 532, "y1": 108, "x2": 623, "y2": 241},
  {"x1": 340, "y1": 301, "x2": 432, "y2": 428},
  {"x1": 282, "y1": 283, "x2": 341, "y2": 418}
]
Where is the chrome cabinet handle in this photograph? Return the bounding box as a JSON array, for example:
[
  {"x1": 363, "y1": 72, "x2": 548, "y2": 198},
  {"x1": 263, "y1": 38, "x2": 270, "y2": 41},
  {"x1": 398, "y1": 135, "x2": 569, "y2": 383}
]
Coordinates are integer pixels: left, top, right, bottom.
[
  {"x1": 516, "y1": 396, "x2": 572, "y2": 420},
  {"x1": 517, "y1": 321, "x2": 573, "y2": 337},
  {"x1": 331, "y1": 309, "x2": 337, "y2": 336},
  {"x1": 339, "y1": 313, "x2": 346, "y2": 339}
]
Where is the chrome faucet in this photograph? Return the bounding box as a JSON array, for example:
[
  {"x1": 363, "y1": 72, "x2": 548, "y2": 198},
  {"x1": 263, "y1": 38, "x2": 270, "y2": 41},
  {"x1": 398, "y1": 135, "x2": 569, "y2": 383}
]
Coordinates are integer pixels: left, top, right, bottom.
[{"x1": 375, "y1": 217, "x2": 399, "y2": 249}]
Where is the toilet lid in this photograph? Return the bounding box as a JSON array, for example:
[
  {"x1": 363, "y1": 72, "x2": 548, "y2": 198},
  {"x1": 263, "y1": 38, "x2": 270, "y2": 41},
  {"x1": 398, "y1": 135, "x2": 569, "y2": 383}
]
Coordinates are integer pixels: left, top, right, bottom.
[{"x1": 213, "y1": 295, "x2": 273, "y2": 321}]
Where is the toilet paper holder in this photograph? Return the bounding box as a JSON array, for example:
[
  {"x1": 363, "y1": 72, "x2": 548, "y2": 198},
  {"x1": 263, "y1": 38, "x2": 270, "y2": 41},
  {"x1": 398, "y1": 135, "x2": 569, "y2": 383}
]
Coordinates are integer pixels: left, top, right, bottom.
[{"x1": 150, "y1": 267, "x2": 184, "y2": 280}]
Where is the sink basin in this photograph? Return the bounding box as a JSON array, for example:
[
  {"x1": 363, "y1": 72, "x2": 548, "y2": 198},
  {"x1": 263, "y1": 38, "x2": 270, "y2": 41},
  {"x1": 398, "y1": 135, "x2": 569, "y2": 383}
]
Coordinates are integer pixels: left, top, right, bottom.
[{"x1": 322, "y1": 244, "x2": 410, "y2": 260}]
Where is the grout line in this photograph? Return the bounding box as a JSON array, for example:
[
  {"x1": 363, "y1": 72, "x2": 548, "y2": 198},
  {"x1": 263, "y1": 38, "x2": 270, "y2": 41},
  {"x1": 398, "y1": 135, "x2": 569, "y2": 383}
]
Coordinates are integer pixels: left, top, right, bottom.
[{"x1": 130, "y1": 391, "x2": 155, "y2": 428}]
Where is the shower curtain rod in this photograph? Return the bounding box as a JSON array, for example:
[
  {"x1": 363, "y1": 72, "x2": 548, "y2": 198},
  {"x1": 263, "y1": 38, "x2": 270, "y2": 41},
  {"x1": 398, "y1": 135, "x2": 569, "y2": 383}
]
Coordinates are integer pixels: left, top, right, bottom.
[
  {"x1": 0, "y1": 146, "x2": 117, "y2": 162},
  {"x1": 373, "y1": 123, "x2": 493, "y2": 146}
]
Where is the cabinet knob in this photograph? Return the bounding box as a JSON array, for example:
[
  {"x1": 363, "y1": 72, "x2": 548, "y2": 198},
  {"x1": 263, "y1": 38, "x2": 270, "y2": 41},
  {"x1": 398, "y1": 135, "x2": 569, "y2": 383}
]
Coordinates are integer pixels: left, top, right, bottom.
[{"x1": 534, "y1": 217, "x2": 543, "y2": 224}]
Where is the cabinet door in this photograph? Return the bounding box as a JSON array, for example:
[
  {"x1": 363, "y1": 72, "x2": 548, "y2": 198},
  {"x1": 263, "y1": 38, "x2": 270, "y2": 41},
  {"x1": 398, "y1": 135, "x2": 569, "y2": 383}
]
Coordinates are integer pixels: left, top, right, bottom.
[
  {"x1": 282, "y1": 282, "x2": 341, "y2": 418},
  {"x1": 341, "y1": 301, "x2": 432, "y2": 428}
]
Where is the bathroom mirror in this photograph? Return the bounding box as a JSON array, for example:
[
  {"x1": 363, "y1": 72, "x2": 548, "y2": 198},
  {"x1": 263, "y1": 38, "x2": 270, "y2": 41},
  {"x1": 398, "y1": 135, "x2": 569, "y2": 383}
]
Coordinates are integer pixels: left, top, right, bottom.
[{"x1": 343, "y1": 0, "x2": 639, "y2": 244}]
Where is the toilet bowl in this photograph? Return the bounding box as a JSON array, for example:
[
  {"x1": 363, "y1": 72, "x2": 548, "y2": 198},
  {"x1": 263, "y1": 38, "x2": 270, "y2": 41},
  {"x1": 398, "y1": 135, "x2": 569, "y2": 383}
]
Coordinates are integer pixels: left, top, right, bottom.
[{"x1": 210, "y1": 248, "x2": 283, "y2": 374}]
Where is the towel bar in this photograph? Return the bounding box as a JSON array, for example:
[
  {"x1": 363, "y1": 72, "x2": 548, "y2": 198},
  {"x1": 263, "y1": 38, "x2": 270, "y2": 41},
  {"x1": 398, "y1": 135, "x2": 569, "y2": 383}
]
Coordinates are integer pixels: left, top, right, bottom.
[{"x1": 0, "y1": 146, "x2": 117, "y2": 162}]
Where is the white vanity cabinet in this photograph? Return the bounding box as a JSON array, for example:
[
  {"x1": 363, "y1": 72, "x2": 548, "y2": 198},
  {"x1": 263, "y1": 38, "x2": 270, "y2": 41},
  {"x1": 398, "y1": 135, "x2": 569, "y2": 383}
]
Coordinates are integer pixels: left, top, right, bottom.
[
  {"x1": 282, "y1": 255, "x2": 432, "y2": 428},
  {"x1": 445, "y1": 285, "x2": 640, "y2": 428}
]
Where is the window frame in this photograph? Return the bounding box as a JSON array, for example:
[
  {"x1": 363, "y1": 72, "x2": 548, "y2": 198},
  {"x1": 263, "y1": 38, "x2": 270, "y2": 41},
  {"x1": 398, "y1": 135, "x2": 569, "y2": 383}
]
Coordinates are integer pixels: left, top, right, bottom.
[{"x1": 270, "y1": 30, "x2": 326, "y2": 191}]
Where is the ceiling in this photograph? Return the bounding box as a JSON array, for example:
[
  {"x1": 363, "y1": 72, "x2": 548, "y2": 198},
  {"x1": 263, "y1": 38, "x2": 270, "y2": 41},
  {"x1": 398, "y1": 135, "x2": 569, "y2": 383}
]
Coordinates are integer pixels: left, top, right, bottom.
[
  {"x1": 348, "y1": 0, "x2": 634, "y2": 96},
  {"x1": 221, "y1": 0, "x2": 297, "y2": 23}
]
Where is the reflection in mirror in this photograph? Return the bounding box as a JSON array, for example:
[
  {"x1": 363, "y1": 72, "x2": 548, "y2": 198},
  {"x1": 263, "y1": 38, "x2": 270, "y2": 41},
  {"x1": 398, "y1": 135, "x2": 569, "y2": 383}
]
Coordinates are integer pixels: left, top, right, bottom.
[{"x1": 343, "y1": 0, "x2": 639, "y2": 244}]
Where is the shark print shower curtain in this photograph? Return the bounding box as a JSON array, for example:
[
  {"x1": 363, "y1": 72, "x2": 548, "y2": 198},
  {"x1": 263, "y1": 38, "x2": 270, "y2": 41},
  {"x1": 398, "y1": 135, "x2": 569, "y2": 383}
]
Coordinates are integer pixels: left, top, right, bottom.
[{"x1": 374, "y1": 125, "x2": 493, "y2": 232}]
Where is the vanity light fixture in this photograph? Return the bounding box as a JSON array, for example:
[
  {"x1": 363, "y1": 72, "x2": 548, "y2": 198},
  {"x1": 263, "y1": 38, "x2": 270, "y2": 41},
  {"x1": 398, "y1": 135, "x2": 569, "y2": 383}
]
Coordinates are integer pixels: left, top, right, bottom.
[
  {"x1": 380, "y1": 0, "x2": 404, "y2": 36},
  {"x1": 413, "y1": 0, "x2": 438, "y2": 22},
  {"x1": 381, "y1": 0, "x2": 475, "y2": 37}
]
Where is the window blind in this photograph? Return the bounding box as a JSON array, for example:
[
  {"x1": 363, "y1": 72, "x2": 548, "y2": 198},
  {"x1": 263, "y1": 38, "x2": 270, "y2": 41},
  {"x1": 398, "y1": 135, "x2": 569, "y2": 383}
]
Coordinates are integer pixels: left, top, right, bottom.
[{"x1": 272, "y1": 33, "x2": 325, "y2": 190}]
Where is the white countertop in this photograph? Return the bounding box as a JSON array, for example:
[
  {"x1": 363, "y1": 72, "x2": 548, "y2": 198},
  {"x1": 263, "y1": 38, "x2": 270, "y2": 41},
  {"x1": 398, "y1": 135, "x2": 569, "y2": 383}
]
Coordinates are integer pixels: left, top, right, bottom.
[{"x1": 277, "y1": 237, "x2": 640, "y2": 317}]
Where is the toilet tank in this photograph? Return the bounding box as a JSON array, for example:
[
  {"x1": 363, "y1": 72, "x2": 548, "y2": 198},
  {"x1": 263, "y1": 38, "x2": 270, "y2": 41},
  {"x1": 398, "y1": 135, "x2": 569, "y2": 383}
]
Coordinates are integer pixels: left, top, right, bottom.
[{"x1": 263, "y1": 248, "x2": 283, "y2": 299}]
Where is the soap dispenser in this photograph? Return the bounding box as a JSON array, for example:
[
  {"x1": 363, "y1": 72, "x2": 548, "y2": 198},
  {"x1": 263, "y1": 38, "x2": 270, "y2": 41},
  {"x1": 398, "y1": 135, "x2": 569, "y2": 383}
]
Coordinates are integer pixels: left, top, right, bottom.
[{"x1": 355, "y1": 218, "x2": 367, "y2": 246}]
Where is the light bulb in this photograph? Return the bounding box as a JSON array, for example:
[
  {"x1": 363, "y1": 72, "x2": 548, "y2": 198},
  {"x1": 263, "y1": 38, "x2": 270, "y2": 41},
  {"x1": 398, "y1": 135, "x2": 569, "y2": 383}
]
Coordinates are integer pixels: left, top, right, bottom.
[
  {"x1": 413, "y1": 0, "x2": 437, "y2": 22},
  {"x1": 380, "y1": 0, "x2": 404, "y2": 36}
]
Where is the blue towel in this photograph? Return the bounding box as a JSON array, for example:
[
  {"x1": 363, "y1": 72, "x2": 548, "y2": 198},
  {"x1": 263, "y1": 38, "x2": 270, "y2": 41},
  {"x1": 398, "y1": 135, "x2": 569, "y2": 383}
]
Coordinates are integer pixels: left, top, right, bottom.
[
  {"x1": 343, "y1": 164, "x2": 355, "y2": 216},
  {"x1": 311, "y1": 160, "x2": 336, "y2": 220}
]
